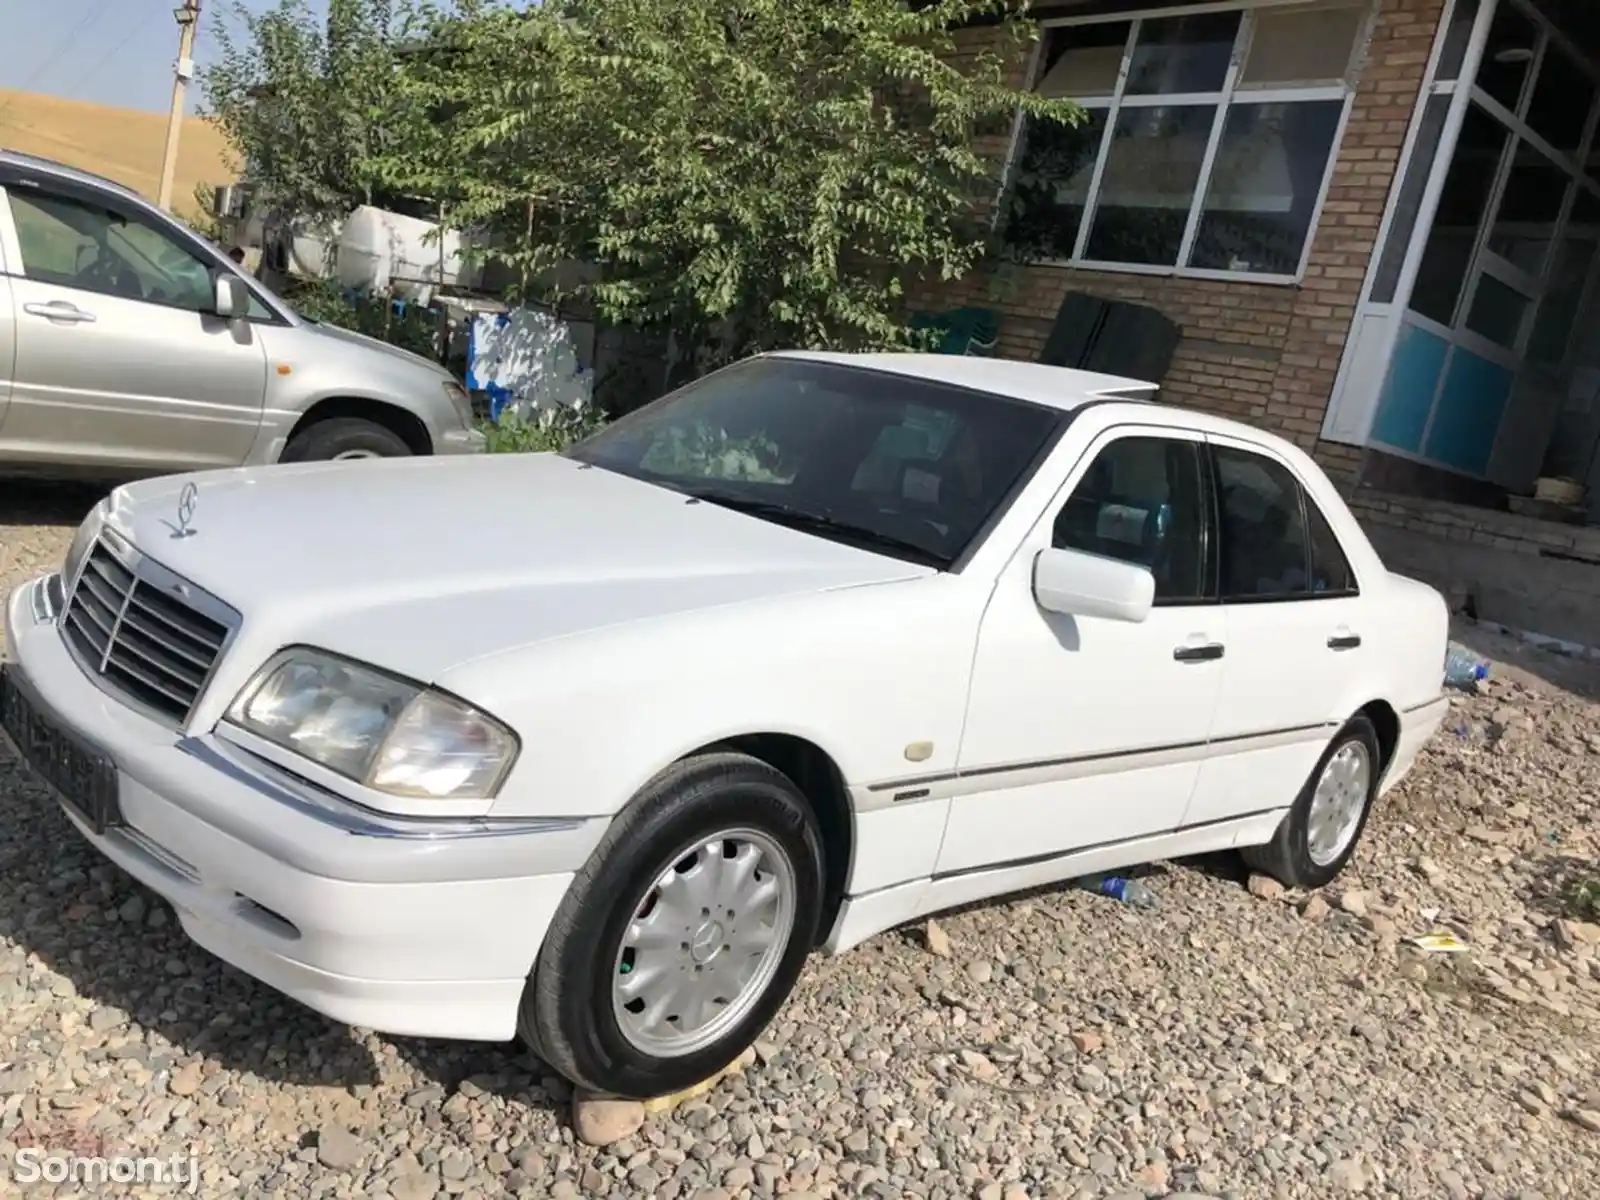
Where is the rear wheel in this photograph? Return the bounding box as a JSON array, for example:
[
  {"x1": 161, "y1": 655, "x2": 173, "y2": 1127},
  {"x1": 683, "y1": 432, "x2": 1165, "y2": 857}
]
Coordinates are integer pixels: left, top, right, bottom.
[
  {"x1": 282, "y1": 417, "x2": 412, "y2": 462},
  {"x1": 520, "y1": 752, "x2": 824, "y2": 1098},
  {"x1": 1242, "y1": 714, "x2": 1380, "y2": 890}
]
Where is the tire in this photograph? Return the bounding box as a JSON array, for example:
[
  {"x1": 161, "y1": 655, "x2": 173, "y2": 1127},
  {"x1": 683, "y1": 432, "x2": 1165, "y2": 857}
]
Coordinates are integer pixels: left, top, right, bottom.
[
  {"x1": 282, "y1": 417, "x2": 412, "y2": 462},
  {"x1": 520, "y1": 752, "x2": 825, "y2": 1098},
  {"x1": 1241, "y1": 714, "x2": 1381, "y2": 891}
]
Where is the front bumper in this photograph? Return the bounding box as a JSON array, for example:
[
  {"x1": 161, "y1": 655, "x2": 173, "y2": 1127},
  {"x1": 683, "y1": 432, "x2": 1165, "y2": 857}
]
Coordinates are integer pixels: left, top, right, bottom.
[{"x1": 4, "y1": 574, "x2": 604, "y2": 1041}]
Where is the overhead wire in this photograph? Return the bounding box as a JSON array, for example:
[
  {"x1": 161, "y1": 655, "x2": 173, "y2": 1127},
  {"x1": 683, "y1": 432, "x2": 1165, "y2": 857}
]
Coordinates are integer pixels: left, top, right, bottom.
[{"x1": 0, "y1": 0, "x2": 121, "y2": 119}]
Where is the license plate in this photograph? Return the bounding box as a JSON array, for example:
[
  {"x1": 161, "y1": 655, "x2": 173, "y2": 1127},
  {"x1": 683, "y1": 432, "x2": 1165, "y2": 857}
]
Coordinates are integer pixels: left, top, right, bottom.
[{"x1": 0, "y1": 664, "x2": 123, "y2": 835}]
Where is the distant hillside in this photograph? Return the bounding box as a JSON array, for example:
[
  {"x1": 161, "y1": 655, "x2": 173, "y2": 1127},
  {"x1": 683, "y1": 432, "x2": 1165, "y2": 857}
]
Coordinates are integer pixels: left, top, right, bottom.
[{"x1": 0, "y1": 90, "x2": 236, "y2": 218}]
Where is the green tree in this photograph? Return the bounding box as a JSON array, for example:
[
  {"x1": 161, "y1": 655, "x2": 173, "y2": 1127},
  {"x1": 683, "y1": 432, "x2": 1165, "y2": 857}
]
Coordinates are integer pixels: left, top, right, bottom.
[
  {"x1": 199, "y1": 0, "x2": 440, "y2": 234},
  {"x1": 377, "y1": 0, "x2": 1079, "y2": 379}
]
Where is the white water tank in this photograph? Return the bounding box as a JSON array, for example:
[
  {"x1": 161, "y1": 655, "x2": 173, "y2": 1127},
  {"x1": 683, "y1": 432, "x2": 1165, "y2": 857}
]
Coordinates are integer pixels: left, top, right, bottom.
[
  {"x1": 336, "y1": 205, "x2": 478, "y2": 300},
  {"x1": 289, "y1": 224, "x2": 338, "y2": 280}
]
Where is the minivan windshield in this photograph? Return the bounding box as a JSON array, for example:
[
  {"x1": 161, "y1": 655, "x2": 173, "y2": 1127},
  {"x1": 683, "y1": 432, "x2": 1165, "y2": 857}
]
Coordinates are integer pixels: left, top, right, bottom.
[{"x1": 565, "y1": 357, "x2": 1063, "y2": 569}]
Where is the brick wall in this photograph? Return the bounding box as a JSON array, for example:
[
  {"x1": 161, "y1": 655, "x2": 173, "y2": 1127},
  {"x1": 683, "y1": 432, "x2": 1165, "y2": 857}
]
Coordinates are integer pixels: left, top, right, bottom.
[{"x1": 918, "y1": 0, "x2": 1447, "y2": 488}]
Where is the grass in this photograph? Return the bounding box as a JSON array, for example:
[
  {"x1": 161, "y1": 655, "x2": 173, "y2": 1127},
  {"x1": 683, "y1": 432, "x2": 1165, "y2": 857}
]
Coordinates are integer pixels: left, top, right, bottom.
[{"x1": 1564, "y1": 875, "x2": 1600, "y2": 922}]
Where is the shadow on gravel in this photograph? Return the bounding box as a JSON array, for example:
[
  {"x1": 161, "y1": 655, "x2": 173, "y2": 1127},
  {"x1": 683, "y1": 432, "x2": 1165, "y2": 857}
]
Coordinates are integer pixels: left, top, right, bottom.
[
  {"x1": 891, "y1": 861, "x2": 1183, "y2": 945},
  {"x1": 0, "y1": 753, "x2": 382, "y2": 1090},
  {"x1": 1451, "y1": 618, "x2": 1600, "y2": 705},
  {"x1": 1179, "y1": 850, "x2": 1252, "y2": 888},
  {"x1": 0, "y1": 479, "x2": 110, "y2": 529},
  {"x1": 385, "y1": 1038, "x2": 568, "y2": 1117}
]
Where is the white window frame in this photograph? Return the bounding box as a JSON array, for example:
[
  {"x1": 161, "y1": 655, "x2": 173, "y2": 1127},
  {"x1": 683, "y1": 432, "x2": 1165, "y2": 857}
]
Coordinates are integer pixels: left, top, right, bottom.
[{"x1": 995, "y1": 0, "x2": 1378, "y2": 286}]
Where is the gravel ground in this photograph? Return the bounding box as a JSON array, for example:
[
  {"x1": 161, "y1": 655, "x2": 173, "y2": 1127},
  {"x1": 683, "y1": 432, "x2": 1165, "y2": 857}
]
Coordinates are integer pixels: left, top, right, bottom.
[{"x1": 2, "y1": 480, "x2": 1598, "y2": 1200}]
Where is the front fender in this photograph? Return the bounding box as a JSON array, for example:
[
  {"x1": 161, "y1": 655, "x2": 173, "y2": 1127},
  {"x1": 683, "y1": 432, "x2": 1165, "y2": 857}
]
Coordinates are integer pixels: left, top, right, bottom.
[{"x1": 437, "y1": 579, "x2": 985, "y2": 822}]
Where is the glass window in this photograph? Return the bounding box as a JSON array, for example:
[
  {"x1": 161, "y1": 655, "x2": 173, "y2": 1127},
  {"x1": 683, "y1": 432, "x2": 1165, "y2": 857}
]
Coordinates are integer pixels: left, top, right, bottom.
[
  {"x1": 1370, "y1": 94, "x2": 1451, "y2": 304},
  {"x1": 1528, "y1": 189, "x2": 1600, "y2": 366},
  {"x1": 1190, "y1": 99, "x2": 1344, "y2": 275},
  {"x1": 1084, "y1": 104, "x2": 1216, "y2": 266},
  {"x1": 1239, "y1": 2, "x2": 1366, "y2": 89},
  {"x1": 1434, "y1": 0, "x2": 1480, "y2": 82},
  {"x1": 1476, "y1": 2, "x2": 1539, "y2": 114},
  {"x1": 1005, "y1": 109, "x2": 1109, "y2": 261},
  {"x1": 1525, "y1": 43, "x2": 1595, "y2": 155},
  {"x1": 1306, "y1": 498, "x2": 1358, "y2": 595},
  {"x1": 1487, "y1": 140, "x2": 1568, "y2": 277},
  {"x1": 1410, "y1": 104, "x2": 1509, "y2": 326},
  {"x1": 1213, "y1": 446, "x2": 1310, "y2": 601},
  {"x1": 568, "y1": 358, "x2": 1063, "y2": 569},
  {"x1": 1125, "y1": 11, "x2": 1241, "y2": 96},
  {"x1": 1052, "y1": 436, "x2": 1207, "y2": 603},
  {"x1": 1464, "y1": 273, "x2": 1531, "y2": 348},
  {"x1": 1000, "y1": 11, "x2": 1352, "y2": 279},
  {"x1": 8, "y1": 189, "x2": 263, "y2": 317},
  {"x1": 1035, "y1": 22, "x2": 1131, "y2": 99}
]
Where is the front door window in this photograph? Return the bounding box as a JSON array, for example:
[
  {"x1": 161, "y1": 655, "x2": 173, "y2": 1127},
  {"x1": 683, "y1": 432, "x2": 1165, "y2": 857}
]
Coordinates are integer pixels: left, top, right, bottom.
[
  {"x1": 1052, "y1": 434, "x2": 1208, "y2": 604},
  {"x1": 10, "y1": 190, "x2": 214, "y2": 312}
]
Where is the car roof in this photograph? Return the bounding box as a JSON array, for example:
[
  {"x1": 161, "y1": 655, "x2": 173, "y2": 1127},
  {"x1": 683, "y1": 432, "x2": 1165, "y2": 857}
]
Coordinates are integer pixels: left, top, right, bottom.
[
  {"x1": 773, "y1": 350, "x2": 1159, "y2": 411},
  {"x1": 771, "y1": 350, "x2": 1323, "y2": 476},
  {"x1": 0, "y1": 149, "x2": 146, "y2": 204}
]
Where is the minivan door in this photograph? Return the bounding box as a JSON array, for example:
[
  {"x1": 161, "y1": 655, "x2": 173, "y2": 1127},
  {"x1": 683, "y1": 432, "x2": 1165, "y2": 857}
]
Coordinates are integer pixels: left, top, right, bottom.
[
  {"x1": 0, "y1": 268, "x2": 14, "y2": 428},
  {"x1": 0, "y1": 176, "x2": 268, "y2": 472}
]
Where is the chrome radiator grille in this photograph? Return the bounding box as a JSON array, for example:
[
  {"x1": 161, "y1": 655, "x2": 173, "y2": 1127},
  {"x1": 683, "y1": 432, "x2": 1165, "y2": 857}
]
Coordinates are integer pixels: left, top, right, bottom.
[{"x1": 61, "y1": 535, "x2": 238, "y2": 725}]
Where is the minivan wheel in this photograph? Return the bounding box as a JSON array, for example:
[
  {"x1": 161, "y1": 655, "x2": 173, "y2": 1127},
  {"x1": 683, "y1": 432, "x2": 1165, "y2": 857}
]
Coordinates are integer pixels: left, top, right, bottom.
[
  {"x1": 1242, "y1": 714, "x2": 1381, "y2": 891},
  {"x1": 282, "y1": 417, "x2": 412, "y2": 462},
  {"x1": 520, "y1": 752, "x2": 824, "y2": 1099}
]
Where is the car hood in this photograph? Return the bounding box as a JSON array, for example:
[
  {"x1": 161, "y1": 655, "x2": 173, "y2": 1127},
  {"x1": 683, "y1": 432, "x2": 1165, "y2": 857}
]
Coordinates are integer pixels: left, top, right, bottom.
[
  {"x1": 297, "y1": 317, "x2": 448, "y2": 377},
  {"x1": 101, "y1": 454, "x2": 929, "y2": 681}
]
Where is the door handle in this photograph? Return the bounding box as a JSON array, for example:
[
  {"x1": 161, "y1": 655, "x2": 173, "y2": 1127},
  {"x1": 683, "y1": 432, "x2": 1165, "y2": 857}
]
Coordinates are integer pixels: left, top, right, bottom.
[
  {"x1": 1174, "y1": 643, "x2": 1225, "y2": 663},
  {"x1": 23, "y1": 301, "x2": 96, "y2": 324},
  {"x1": 1327, "y1": 633, "x2": 1363, "y2": 650}
]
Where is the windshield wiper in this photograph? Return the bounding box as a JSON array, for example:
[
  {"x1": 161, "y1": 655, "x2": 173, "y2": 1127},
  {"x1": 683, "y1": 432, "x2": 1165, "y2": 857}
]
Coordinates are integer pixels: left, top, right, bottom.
[{"x1": 687, "y1": 491, "x2": 947, "y2": 568}]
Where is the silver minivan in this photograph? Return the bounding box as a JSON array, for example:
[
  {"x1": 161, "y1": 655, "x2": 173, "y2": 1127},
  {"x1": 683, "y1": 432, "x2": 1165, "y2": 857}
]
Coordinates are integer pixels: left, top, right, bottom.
[{"x1": 0, "y1": 151, "x2": 484, "y2": 476}]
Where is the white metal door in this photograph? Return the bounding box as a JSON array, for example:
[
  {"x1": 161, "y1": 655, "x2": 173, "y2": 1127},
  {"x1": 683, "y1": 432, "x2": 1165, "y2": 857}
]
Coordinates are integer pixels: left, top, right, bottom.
[
  {"x1": 941, "y1": 426, "x2": 1224, "y2": 875},
  {"x1": 1321, "y1": 0, "x2": 1492, "y2": 453}
]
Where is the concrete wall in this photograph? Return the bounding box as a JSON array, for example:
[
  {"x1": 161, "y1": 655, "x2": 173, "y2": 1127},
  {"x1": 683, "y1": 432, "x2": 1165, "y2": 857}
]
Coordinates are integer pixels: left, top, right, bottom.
[{"x1": 1354, "y1": 492, "x2": 1600, "y2": 650}]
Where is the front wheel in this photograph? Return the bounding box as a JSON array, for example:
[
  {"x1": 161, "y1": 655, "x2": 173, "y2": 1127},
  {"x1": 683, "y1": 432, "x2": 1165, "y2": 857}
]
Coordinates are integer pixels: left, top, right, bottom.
[
  {"x1": 1242, "y1": 714, "x2": 1381, "y2": 890},
  {"x1": 520, "y1": 752, "x2": 824, "y2": 1098},
  {"x1": 282, "y1": 417, "x2": 412, "y2": 462}
]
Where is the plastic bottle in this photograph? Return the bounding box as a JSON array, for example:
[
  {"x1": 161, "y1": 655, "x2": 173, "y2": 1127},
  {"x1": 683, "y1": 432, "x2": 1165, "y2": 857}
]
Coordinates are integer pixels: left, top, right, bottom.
[
  {"x1": 1443, "y1": 643, "x2": 1489, "y2": 690},
  {"x1": 1079, "y1": 874, "x2": 1158, "y2": 909}
]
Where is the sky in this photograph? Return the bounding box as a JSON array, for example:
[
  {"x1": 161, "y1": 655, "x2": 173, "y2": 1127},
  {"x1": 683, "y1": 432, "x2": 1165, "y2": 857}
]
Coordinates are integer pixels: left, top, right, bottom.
[{"x1": 0, "y1": 0, "x2": 328, "y2": 115}]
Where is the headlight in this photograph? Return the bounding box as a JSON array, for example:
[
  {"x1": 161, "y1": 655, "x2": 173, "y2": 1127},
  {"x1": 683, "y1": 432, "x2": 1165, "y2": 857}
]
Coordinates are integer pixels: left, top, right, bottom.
[
  {"x1": 226, "y1": 648, "x2": 517, "y2": 800},
  {"x1": 442, "y1": 380, "x2": 474, "y2": 427},
  {"x1": 62, "y1": 501, "x2": 108, "y2": 592}
]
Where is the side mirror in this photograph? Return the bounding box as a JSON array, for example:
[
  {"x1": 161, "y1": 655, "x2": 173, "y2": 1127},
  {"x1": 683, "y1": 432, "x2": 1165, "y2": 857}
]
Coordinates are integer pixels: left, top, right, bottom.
[
  {"x1": 1033, "y1": 546, "x2": 1155, "y2": 624},
  {"x1": 213, "y1": 274, "x2": 250, "y2": 319}
]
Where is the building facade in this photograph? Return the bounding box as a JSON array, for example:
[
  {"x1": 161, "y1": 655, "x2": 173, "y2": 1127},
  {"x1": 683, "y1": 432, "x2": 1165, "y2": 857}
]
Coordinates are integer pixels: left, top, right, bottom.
[
  {"x1": 921, "y1": 0, "x2": 1600, "y2": 647},
  {"x1": 930, "y1": 0, "x2": 1600, "y2": 513}
]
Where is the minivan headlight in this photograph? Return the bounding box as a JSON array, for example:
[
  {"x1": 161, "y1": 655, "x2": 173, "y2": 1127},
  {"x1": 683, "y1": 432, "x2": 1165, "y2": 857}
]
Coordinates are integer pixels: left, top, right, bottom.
[{"x1": 226, "y1": 648, "x2": 518, "y2": 800}]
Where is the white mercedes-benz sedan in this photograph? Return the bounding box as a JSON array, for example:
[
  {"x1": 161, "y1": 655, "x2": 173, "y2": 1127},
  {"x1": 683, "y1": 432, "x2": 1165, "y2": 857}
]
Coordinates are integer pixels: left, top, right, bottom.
[{"x1": 2, "y1": 351, "x2": 1451, "y2": 1098}]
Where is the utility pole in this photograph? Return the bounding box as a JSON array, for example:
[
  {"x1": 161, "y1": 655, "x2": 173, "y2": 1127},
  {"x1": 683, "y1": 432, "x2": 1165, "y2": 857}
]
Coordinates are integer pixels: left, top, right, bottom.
[{"x1": 156, "y1": 0, "x2": 202, "y2": 211}]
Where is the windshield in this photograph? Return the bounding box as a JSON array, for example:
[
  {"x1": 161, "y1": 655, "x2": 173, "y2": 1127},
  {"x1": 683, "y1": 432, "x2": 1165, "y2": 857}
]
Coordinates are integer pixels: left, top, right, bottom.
[{"x1": 566, "y1": 357, "x2": 1063, "y2": 568}]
